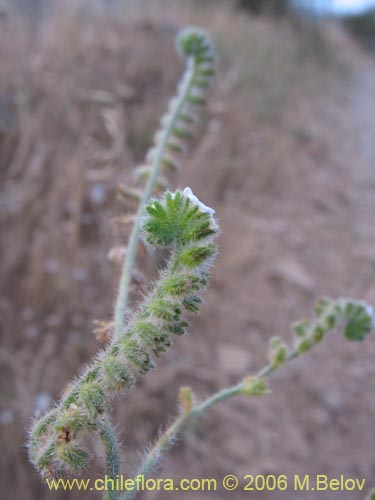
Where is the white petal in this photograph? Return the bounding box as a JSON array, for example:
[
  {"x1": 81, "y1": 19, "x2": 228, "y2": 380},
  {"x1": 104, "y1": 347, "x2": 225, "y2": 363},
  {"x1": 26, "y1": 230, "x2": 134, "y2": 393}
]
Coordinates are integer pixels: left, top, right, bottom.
[
  {"x1": 366, "y1": 304, "x2": 374, "y2": 319},
  {"x1": 182, "y1": 187, "x2": 215, "y2": 215}
]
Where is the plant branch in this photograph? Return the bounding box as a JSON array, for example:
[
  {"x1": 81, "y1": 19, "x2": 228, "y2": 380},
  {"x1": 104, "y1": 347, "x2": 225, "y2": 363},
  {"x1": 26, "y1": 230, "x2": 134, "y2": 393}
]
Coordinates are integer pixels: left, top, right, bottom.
[
  {"x1": 97, "y1": 417, "x2": 121, "y2": 500},
  {"x1": 119, "y1": 351, "x2": 295, "y2": 500},
  {"x1": 120, "y1": 296, "x2": 374, "y2": 500}
]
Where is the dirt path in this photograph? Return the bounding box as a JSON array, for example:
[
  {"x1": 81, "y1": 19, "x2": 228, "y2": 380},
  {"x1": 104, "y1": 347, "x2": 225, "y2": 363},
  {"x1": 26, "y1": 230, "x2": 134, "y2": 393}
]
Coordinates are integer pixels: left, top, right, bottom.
[
  {"x1": 349, "y1": 61, "x2": 375, "y2": 309},
  {"x1": 353, "y1": 65, "x2": 375, "y2": 170},
  {"x1": 350, "y1": 59, "x2": 375, "y2": 484}
]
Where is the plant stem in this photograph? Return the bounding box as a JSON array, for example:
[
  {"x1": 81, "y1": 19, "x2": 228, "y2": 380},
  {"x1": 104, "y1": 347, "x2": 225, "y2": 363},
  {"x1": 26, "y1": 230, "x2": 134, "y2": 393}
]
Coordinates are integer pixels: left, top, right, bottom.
[
  {"x1": 98, "y1": 417, "x2": 121, "y2": 500},
  {"x1": 193, "y1": 350, "x2": 298, "y2": 415},
  {"x1": 120, "y1": 349, "x2": 300, "y2": 500},
  {"x1": 113, "y1": 59, "x2": 197, "y2": 342},
  {"x1": 121, "y1": 414, "x2": 188, "y2": 500}
]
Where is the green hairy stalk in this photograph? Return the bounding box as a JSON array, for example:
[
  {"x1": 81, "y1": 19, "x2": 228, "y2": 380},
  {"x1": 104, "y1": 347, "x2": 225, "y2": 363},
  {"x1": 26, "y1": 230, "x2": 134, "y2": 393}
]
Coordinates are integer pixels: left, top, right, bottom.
[{"x1": 27, "y1": 26, "x2": 375, "y2": 500}]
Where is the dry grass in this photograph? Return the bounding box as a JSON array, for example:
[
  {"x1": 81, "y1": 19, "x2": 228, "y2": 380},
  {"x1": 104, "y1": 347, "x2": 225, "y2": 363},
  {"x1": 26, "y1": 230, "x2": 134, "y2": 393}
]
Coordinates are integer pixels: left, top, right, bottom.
[{"x1": 1, "y1": 2, "x2": 374, "y2": 499}]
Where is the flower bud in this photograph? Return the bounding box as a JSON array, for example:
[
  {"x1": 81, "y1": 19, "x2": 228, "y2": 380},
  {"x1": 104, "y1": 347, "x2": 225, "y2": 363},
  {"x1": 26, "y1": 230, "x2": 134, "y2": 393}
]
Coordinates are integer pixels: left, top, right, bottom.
[
  {"x1": 295, "y1": 337, "x2": 312, "y2": 354},
  {"x1": 55, "y1": 442, "x2": 90, "y2": 473},
  {"x1": 150, "y1": 298, "x2": 182, "y2": 322},
  {"x1": 293, "y1": 320, "x2": 311, "y2": 337},
  {"x1": 101, "y1": 356, "x2": 134, "y2": 391},
  {"x1": 80, "y1": 382, "x2": 108, "y2": 420},
  {"x1": 179, "y1": 386, "x2": 194, "y2": 414},
  {"x1": 268, "y1": 337, "x2": 288, "y2": 368},
  {"x1": 121, "y1": 337, "x2": 154, "y2": 374},
  {"x1": 242, "y1": 376, "x2": 270, "y2": 397}
]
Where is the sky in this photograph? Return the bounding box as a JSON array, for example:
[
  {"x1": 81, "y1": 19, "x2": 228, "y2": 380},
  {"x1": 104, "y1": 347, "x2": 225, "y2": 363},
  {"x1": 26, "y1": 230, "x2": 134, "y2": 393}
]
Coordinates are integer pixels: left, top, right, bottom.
[
  {"x1": 330, "y1": 0, "x2": 375, "y2": 13},
  {"x1": 296, "y1": 0, "x2": 375, "y2": 14},
  {"x1": 292, "y1": 0, "x2": 375, "y2": 15}
]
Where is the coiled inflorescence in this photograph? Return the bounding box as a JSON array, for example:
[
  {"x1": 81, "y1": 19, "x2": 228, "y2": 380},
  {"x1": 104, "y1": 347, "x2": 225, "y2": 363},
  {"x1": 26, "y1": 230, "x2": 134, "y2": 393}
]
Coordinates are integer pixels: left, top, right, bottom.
[
  {"x1": 135, "y1": 28, "x2": 216, "y2": 184},
  {"x1": 268, "y1": 297, "x2": 374, "y2": 369},
  {"x1": 28, "y1": 188, "x2": 219, "y2": 478}
]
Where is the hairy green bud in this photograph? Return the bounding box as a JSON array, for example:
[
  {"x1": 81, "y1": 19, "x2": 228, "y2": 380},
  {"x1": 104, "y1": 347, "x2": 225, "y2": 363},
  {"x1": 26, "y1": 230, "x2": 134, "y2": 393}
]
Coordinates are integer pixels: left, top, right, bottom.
[
  {"x1": 149, "y1": 298, "x2": 182, "y2": 322},
  {"x1": 101, "y1": 356, "x2": 135, "y2": 392},
  {"x1": 160, "y1": 274, "x2": 205, "y2": 296},
  {"x1": 182, "y1": 295, "x2": 202, "y2": 313},
  {"x1": 134, "y1": 321, "x2": 171, "y2": 355},
  {"x1": 268, "y1": 337, "x2": 288, "y2": 368},
  {"x1": 293, "y1": 320, "x2": 310, "y2": 337},
  {"x1": 55, "y1": 442, "x2": 90, "y2": 473},
  {"x1": 80, "y1": 382, "x2": 108, "y2": 420},
  {"x1": 295, "y1": 337, "x2": 313, "y2": 354},
  {"x1": 55, "y1": 407, "x2": 85, "y2": 435},
  {"x1": 312, "y1": 324, "x2": 325, "y2": 343},
  {"x1": 121, "y1": 337, "x2": 154, "y2": 374},
  {"x1": 167, "y1": 320, "x2": 190, "y2": 336},
  {"x1": 179, "y1": 386, "x2": 194, "y2": 414},
  {"x1": 242, "y1": 376, "x2": 270, "y2": 397},
  {"x1": 179, "y1": 243, "x2": 216, "y2": 268}
]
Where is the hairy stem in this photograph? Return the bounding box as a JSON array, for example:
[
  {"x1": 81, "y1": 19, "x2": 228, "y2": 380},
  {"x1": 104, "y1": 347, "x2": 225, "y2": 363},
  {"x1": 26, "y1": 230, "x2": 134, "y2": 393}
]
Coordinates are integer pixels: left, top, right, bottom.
[
  {"x1": 120, "y1": 293, "x2": 374, "y2": 500},
  {"x1": 192, "y1": 351, "x2": 298, "y2": 415},
  {"x1": 97, "y1": 418, "x2": 121, "y2": 500},
  {"x1": 122, "y1": 413, "x2": 189, "y2": 500},
  {"x1": 119, "y1": 351, "x2": 296, "y2": 500}
]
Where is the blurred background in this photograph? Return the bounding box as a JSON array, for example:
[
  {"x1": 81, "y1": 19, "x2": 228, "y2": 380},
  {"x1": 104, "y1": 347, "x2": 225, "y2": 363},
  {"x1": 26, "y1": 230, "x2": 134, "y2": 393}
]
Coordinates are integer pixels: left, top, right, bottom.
[{"x1": 0, "y1": 1, "x2": 374, "y2": 499}]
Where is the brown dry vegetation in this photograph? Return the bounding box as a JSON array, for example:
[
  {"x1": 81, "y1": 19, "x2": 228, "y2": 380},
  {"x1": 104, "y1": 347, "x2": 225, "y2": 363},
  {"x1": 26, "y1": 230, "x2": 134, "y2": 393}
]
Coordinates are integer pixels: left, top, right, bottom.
[{"x1": 0, "y1": 2, "x2": 374, "y2": 499}]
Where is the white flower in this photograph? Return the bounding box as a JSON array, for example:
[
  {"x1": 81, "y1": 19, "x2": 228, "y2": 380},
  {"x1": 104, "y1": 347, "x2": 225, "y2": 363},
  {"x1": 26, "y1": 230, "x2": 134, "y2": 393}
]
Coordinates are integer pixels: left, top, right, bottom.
[
  {"x1": 366, "y1": 304, "x2": 374, "y2": 320},
  {"x1": 182, "y1": 187, "x2": 215, "y2": 215}
]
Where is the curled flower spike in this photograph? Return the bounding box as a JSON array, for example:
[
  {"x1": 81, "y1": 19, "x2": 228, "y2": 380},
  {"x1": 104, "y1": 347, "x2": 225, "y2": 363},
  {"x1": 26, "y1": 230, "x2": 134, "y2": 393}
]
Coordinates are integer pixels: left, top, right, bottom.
[
  {"x1": 134, "y1": 28, "x2": 216, "y2": 184},
  {"x1": 28, "y1": 189, "x2": 219, "y2": 479},
  {"x1": 292, "y1": 297, "x2": 374, "y2": 354}
]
